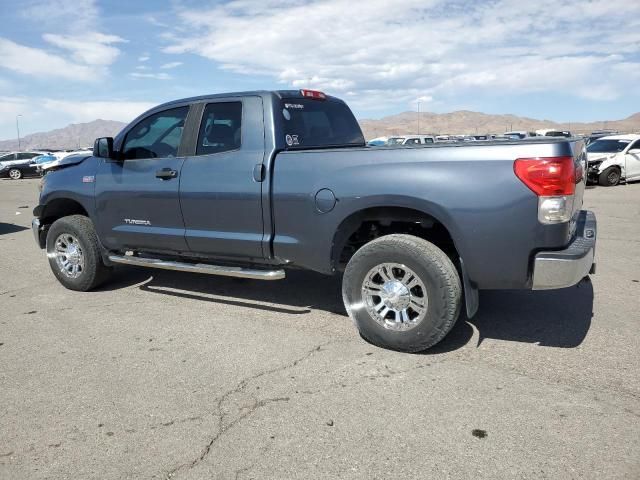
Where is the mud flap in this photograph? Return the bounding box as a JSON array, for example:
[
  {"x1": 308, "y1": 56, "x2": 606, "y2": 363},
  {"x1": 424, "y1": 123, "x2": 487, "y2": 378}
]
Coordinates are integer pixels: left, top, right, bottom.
[{"x1": 460, "y1": 258, "x2": 479, "y2": 319}]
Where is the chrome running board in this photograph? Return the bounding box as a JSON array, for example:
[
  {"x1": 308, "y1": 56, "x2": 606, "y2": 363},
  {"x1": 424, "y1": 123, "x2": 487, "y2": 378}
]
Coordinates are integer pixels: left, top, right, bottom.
[{"x1": 107, "y1": 255, "x2": 285, "y2": 280}]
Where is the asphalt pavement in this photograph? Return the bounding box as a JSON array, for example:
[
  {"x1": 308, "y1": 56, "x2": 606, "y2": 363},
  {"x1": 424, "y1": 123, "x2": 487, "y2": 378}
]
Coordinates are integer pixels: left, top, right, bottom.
[{"x1": 0, "y1": 178, "x2": 638, "y2": 479}]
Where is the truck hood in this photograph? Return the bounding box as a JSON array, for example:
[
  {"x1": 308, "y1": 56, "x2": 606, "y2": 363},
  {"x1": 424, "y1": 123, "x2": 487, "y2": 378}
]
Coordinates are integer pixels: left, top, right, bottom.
[
  {"x1": 587, "y1": 152, "x2": 618, "y2": 163},
  {"x1": 41, "y1": 153, "x2": 92, "y2": 171}
]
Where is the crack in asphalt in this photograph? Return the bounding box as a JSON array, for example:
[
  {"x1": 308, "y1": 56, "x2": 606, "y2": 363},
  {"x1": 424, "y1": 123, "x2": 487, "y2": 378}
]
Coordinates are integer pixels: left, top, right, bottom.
[{"x1": 163, "y1": 340, "x2": 335, "y2": 479}]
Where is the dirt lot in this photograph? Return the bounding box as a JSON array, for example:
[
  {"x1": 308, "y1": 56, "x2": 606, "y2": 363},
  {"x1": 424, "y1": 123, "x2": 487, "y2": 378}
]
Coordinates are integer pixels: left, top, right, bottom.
[{"x1": 0, "y1": 178, "x2": 638, "y2": 479}]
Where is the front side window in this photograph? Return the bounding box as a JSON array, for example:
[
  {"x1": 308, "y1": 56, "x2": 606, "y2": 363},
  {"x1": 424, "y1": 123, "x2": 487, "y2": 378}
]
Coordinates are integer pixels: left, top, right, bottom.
[
  {"x1": 122, "y1": 106, "x2": 189, "y2": 160},
  {"x1": 17, "y1": 152, "x2": 38, "y2": 160},
  {"x1": 196, "y1": 102, "x2": 242, "y2": 155}
]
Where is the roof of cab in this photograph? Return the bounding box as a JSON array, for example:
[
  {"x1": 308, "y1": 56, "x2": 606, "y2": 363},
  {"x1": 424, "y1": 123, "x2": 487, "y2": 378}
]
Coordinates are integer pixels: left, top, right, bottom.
[{"x1": 150, "y1": 90, "x2": 339, "y2": 111}]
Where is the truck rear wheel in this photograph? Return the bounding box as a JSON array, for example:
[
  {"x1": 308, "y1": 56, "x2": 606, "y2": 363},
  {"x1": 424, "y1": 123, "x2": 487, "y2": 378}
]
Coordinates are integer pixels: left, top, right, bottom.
[
  {"x1": 46, "y1": 215, "x2": 112, "y2": 291},
  {"x1": 342, "y1": 234, "x2": 462, "y2": 352},
  {"x1": 598, "y1": 166, "x2": 621, "y2": 186}
]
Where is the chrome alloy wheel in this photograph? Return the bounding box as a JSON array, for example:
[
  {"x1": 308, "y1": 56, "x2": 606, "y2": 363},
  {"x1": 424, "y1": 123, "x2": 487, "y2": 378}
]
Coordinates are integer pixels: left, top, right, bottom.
[
  {"x1": 8, "y1": 169, "x2": 21, "y2": 179},
  {"x1": 361, "y1": 263, "x2": 428, "y2": 331},
  {"x1": 52, "y1": 233, "x2": 85, "y2": 278}
]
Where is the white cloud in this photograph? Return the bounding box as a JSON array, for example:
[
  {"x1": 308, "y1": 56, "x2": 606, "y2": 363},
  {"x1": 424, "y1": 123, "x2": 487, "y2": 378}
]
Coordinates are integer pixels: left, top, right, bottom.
[
  {"x1": 160, "y1": 62, "x2": 183, "y2": 69},
  {"x1": 41, "y1": 99, "x2": 155, "y2": 123},
  {"x1": 138, "y1": 55, "x2": 150, "y2": 62},
  {"x1": 0, "y1": 38, "x2": 94, "y2": 81},
  {"x1": 0, "y1": 0, "x2": 125, "y2": 82},
  {"x1": 164, "y1": 0, "x2": 640, "y2": 109},
  {"x1": 130, "y1": 72, "x2": 171, "y2": 80},
  {"x1": 43, "y1": 32, "x2": 126, "y2": 66},
  {"x1": 21, "y1": 0, "x2": 99, "y2": 30}
]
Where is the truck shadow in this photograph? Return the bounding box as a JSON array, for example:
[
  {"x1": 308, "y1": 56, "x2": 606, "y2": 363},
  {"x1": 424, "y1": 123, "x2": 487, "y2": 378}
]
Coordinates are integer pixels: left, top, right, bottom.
[
  {"x1": 431, "y1": 279, "x2": 594, "y2": 353},
  {"x1": 0, "y1": 222, "x2": 29, "y2": 235},
  {"x1": 102, "y1": 267, "x2": 593, "y2": 352}
]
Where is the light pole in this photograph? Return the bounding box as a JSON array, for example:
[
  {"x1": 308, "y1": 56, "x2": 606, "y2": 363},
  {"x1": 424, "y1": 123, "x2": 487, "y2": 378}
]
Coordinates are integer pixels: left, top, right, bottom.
[
  {"x1": 417, "y1": 102, "x2": 421, "y2": 134},
  {"x1": 16, "y1": 114, "x2": 22, "y2": 151}
]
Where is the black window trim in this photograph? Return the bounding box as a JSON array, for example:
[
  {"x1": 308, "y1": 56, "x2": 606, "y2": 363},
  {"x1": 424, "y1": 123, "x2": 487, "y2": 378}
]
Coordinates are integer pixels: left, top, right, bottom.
[
  {"x1": 191, "y1": 99, "x2": 244, "y2": 157},
  {"x1": 120, "y1": 104, "x2": 192, "y2": 161}
]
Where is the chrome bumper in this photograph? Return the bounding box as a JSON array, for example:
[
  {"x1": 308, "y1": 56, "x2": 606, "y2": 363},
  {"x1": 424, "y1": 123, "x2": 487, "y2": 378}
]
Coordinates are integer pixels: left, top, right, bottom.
[{"x1": 532, "y1": 210, "x2": 596, "y2": 290}]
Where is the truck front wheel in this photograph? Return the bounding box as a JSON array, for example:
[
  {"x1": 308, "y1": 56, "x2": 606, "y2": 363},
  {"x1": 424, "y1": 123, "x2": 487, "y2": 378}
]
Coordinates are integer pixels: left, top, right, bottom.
[
  {"x1": 342, "y1": 234, "x2": 462, "y2": 352},
  {"x1": 46, "y1": 215, "x2": 112, "y2": 291}
]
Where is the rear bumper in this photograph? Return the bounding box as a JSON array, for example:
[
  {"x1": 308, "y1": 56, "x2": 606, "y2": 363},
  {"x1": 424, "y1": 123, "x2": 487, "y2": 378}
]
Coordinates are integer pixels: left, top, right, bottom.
[{"x1": 532, "y1": 210, "x2": 596, "y2": 290}]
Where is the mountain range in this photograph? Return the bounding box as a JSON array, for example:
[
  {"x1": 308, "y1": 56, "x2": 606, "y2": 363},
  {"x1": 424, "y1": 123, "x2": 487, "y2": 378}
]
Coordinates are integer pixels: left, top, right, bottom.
[
  {"x1": 359, "y1": 111, "x2": 640, "y2": 140},
  {"x1": 0, "y1": 120, "x2": 126, "y2": 151},
  {"x1": 1, "y1": 111, "x2": 639, "y2": 151}
]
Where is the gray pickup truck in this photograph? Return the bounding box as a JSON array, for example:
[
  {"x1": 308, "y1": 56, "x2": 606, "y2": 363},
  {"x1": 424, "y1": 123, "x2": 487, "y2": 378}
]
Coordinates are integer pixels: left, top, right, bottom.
[{"x1": 32, "y1": 90, "x2": 596, "y2": 352}]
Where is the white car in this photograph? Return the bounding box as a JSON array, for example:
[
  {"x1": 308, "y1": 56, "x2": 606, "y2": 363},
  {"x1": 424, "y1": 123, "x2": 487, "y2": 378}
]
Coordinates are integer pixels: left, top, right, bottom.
[
  {"x1": 586, "y1": 134, "x2": 640, "y2": 186},
  {"x1": 387, "y1": 135, "x2": 435, "y2": 145}
]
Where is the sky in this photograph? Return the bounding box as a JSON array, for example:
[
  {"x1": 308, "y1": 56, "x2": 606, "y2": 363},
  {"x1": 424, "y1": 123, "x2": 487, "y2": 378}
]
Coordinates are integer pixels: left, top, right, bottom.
[{"x1": 0, "y1": 0, "x2": 639, "y2": 140}]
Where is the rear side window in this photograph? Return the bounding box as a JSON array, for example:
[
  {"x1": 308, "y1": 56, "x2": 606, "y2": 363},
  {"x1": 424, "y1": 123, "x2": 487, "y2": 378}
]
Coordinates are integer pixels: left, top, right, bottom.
[
  {"x1": 281, "y1": 99, "x2": 364, "y2": 148},
  {"x1": 196, "y1": 102, "x2": 242, "y2": 155},
  {"x1": 17, "y1": 152, "x2": 38, "y2": 160},
  {"x1": 123, "y1": 106, "x2": 189, "y2": 160}
]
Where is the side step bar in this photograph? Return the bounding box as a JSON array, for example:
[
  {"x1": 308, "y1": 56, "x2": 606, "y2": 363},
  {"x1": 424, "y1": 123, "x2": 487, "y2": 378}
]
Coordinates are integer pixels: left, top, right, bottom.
[{"x1": 107, "y1": 255, "x2": 285, "y2": 280}]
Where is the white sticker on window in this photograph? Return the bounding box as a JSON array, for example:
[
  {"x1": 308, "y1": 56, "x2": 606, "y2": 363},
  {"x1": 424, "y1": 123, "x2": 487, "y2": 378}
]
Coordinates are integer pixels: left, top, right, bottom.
[
  {"x1": 284, "y1": 103, "x2": 304, "y2": 109},
  {"x1": 285, "y1": 134, "x2": 299, "y2": 146}
]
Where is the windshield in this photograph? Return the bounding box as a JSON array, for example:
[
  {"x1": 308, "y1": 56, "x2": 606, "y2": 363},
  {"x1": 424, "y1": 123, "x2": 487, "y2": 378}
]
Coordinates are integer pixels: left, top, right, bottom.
[
  {"x1": 280, "y1": 99, "x2": 364, "y2": 148},
  {"x1": 587, "y1": 139, "x2": 630, "y2": 153}
]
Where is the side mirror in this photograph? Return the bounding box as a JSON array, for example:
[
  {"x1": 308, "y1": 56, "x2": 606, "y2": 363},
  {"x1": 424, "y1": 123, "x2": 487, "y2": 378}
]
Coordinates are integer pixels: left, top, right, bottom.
[
  {"x1": 628, "y1": 148, "x2": 640, "y2": 155},
  {"x1": 93, "y1": 137, "x2": 114, "y2": 159}
]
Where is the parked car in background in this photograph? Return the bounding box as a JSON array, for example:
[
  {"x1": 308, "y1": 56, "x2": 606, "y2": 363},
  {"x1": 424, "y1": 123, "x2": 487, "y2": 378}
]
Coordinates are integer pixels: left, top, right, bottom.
[
  {"x1": 586, "y1": 130, "x2": 620, "y2": 145},
  {"x1": 402, "y1": 135, "x2": 435, "y2": 145},
  {"x1": 536, "y1": 129, "x2": 572, "y2": 138},
  {"x1": 504, "y1": 131, "x2": 537, "y2": 139},
  {"x1": 0, "y1": 152, "x2": 45, "y2": 179},
  {"x1": 586, "y1": 134, "x2": 640, "y2": 186},
  {"x1": 367, "y1": 137, "x2": 388, "y2": 146}
]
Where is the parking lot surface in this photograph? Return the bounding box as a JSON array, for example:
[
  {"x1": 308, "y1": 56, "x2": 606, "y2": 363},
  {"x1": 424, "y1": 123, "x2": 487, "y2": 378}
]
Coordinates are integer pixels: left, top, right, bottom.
[{"x1": 0, "y1": 178, "x2": 638, "y2": 479}]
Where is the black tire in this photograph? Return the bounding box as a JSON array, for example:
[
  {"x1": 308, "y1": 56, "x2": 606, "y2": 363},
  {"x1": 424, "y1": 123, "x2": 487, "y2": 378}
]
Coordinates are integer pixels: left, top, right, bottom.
[
  {"x1": 598, "y1": 167, "x2": 621, "y2": 186},
  {"x1": 342, "y1": 234, "x2": 462, "y2": 353},
  {"x1": 46, "y1": 215, "x2": 112, "y2": 291},
  {"x1": 8, "y1": 168, "x2": 22, "y2": 180}
]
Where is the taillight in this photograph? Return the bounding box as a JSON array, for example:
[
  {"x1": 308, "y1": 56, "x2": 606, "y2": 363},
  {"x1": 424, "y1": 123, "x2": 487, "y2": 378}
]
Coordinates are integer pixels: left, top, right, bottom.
[
  {"x1": 514, "y1": 156, "x2": 578, "y2": 224},
  {"x1": 300, "y1": 89, "x2": 326, "y2": 100},
  {"x1": 514, "y1": 156, "x2": 576, "y2": 196}
]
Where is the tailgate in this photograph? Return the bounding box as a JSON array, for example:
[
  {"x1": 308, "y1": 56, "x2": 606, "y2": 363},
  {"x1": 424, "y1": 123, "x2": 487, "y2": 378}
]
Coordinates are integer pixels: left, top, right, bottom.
[{"x1": 570, "y1": 139, "x2": 588, "y2": 236}]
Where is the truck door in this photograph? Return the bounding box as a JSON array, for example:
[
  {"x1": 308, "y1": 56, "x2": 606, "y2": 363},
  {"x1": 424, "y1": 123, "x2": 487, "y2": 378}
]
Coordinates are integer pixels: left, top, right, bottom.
[
  {"x1": 95, "y1": 105, "x2": 190, "y2": 252},
  {"x1": 625, "y1": 139, "x2": 640, "y2": 180},
  {"x1": 180, "y1": 97, "x2": 265, "y2": 259}
]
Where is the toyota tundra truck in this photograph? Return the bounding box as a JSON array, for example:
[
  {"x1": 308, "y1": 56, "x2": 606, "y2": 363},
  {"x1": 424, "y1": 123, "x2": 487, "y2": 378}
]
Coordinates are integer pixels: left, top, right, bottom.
[{"x1": 32, "y1": 90, "x2": 596, "y2": 352}]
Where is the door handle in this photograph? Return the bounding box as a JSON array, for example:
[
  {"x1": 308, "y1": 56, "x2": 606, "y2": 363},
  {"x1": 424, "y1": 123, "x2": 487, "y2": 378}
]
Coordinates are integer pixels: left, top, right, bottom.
[{"x1": 156, "y1": 168, "x2": 178, "y2": 180}]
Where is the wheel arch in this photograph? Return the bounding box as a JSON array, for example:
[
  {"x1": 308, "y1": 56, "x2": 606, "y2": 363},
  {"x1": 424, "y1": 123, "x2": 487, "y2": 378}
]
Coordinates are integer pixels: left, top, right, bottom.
[
  {"x1": 330, "y1": 205, "x2": 478, "y2": 318},
  {"x1": 33, "y1": 198, "x2": 91, "y2": 249}
]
